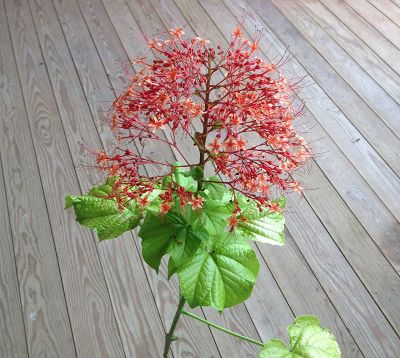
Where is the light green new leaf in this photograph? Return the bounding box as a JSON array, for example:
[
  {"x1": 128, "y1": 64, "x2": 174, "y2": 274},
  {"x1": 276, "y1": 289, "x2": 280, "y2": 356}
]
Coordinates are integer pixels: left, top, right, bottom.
[
  {"x1": 65, "y1": 194, "x2": 141, "y2": 241},
  {"x1": 259, "y1": 316, "x2": 341, "y2": 358},
  {"x1": 177, "y1": 234, "x2": 260, "y2": 311},
  {"x1": 172, "y1": 164, "x2": 197, "y2": 192},
  {"x1": 237, "y1": 198, "x2": 286, "y2": 245}
]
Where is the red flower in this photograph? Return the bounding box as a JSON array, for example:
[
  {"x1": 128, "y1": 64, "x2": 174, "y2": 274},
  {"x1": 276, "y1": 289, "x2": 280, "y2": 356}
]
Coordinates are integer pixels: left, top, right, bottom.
[
  {"x1": 160, "y1": 202, "x2": 172, "y2": 215},
  {"x1": 188, "y1": 195, "x2": 204, "y2": 210},
  {"x1": 94, "y1": 25, "x2": 311, "y2": 207}
]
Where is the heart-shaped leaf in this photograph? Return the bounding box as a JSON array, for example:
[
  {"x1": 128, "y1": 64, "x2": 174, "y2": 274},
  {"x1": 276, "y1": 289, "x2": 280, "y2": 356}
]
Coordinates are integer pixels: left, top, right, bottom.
[
  {"x1": 177, "y1": 233, "x2": 260, "y2": 311},
  {"x1": 259, "y1": 316, "x2": 341, "y2": 358}
]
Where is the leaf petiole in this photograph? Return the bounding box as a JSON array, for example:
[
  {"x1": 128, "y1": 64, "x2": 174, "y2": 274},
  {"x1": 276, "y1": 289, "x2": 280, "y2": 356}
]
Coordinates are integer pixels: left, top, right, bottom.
[{"x1": 180, "y1": 310, "x2": 264, "y2": 347}]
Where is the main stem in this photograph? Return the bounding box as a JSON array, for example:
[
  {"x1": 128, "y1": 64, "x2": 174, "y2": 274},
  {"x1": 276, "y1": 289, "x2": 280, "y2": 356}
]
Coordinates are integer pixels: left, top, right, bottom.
[
  {"x1": 197, "y1": 57, "x2": 212, "y2": 191},
  {"x1": 163, "y1": 296, "x2": 186, "y2": 357}
]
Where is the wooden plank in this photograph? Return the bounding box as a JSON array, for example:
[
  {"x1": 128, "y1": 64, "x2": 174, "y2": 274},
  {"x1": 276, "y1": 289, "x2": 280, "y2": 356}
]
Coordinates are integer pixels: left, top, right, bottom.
[
  {"x1": 222, "y1": 0, "x2": 400, "y2": 274},
  {"x1": 257, "y1": 232, "x2": 363, "y2": 357},
  {"x1": 267, "y1": 0, "x2": 400, "y2": 172},
  {"x1": 35, "y1": 0, "x2": 170, "y2": 356},
  {"x1": 0, "y1": 156, "x2": 28, "y2": 357},
  {"x1": 320, "y1": 0, "x2": 400, "y2": 75},
  {"x1": 209, "y1": 2, "x2": 396, "y2": 356},
  {"x1": 5, "y1": 0, "x2": 125, "y2": 356},
  {"x1": 233, "y1": 0, "x2": 400, "y2": 326},
  {"x1": 242, "y1": 0, "x2": 400, "y2": 223},
  {"x1": 367, "y1": 0, "x2": 400, "y2": 27},
  {"x1": 202, "y1": 0, "x2": 400, "y2": 307},
  {"x1": 284, "y1": 195, "x2": 400, "y2": 357},
  {"x1": 345, "y1": 0, "x2": 400, "y2": 49},
  {"x1": 299, "y1": 0, "x2": 400, "y2": 108},
  {"x1": 0, "y1": 1, "x2": 77, "y2": 356}
]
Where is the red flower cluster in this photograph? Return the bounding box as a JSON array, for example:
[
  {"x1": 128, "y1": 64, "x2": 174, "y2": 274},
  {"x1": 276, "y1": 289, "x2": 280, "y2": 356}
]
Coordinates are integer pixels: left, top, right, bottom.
[{"x1": 96, "y1": 26, "x2": 311, "y2": 211}]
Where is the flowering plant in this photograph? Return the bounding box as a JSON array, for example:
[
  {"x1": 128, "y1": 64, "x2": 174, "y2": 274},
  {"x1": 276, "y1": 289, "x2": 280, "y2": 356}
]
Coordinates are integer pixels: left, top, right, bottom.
[{"x1": 65, "y1": 26, "x2": 340, "y2": 357}]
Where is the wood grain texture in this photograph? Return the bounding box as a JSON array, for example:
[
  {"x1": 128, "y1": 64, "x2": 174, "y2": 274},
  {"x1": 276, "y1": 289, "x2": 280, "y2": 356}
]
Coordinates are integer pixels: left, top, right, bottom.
[
  {"x1": 0, "y1": 151, "x2": 28, "y2": 358},
  {"x1": 266, "y1": 0, "x2": 400, "y2": 170},
  {"x1": 345, "y1": 0, "x2": 400, "y2": 49},
  {"x1": 321, "y1": 0, "x2": 400, "y2": 75},
  {"x1": 2, "y1": 0, "x2": 400, "y2": 356},
  {"x1": 299, "y1": 0, "x2": 400, "y2": 108},
  {"x1": 240, "y1": 0, "x2": 400, "y2": 224},
  {"x1": 191, "y1": 1, "x2": 397, "y2": 355},
  {"x1": 212, "y1": 0, "x2": 400, "y2": 275},
  {"x1": 5, "y1": 0, "x2": 125, "y2": 356},
  {"x1": 30, "y1": 0, "x2": 171, "y2": 356},
  {"x1": 0, "y1": 0, "x2": 76, "y2": 355},
  {"x1": 368, "y1": 0, "x2": 400, "y2": 27},
  {"x1": 207, "y1": 0, "x2": 400, "y2": 320},
  {"x1": 284, "y1": 194, "x2": 400, "y2": 357},
  {"x1": 225, "y1": 2, "x2": 398, "y2": 356}
]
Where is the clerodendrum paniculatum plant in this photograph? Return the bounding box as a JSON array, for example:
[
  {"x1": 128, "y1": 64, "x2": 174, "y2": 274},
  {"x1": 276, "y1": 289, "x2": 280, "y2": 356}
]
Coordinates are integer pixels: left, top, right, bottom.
[{"x1": 65, "y1": 26, "x2": 341, "y2": 357}]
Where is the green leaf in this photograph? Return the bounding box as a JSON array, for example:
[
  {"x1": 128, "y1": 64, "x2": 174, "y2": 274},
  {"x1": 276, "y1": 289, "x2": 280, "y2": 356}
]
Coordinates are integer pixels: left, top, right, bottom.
[
  {"x1": 139, "y1": 212, "x2": 185, "y2": 272},
  {"x1": 172, "y1": 164, "x2": 197, "y2": 192},
  {"x1": 188, "y1": 166, "x2": 204, "y2": 181},
  {"x1": 167, "y1": 257, "x2": 177, "y2": 279},
  {"x1": 177, "y1": 234, "x2": 260, "y2": 311},
  {"x1": 168, "y1": 226, "x2": 208, "y2": 265},
  {"x1": 259, "y1": 340, "x2": 292, "y2": 358},
  {"x1": 139, "y1": 211, "x2": 207, "y2": 272},
  {"x1": 259, "y1": 316, "x2": 341, "y2": 358},
  {"x1": 65, "y1": 193, "x2": 142, "y2": 241},
  {"x1": 203, "y1": 176, "x2": 232, "y2": 204},
  {"x1": 237, "y1": 200, "x2": 286, "y2": 245},
  {"x1": 190, "y1": 199, "x2": 233, "y2": 236}
]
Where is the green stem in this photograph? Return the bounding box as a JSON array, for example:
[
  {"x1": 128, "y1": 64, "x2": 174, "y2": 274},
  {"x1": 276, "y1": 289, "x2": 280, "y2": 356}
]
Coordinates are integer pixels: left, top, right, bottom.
[
  {"x1": 163, "y1": 296, "x2": 186, "y2": 357},
  {"x1": 181, "y1": 310, "x2": 264, "y2": 347}
]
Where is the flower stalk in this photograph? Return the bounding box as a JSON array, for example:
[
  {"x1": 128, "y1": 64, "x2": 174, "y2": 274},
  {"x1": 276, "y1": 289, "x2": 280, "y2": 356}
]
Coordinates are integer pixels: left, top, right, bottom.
[{"x1": 181, "y1": 309, "x2": 264, "y2": 347}]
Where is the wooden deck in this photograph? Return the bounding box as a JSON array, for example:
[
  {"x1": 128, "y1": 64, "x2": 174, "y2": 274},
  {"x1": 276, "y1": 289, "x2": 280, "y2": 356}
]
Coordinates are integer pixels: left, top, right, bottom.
[{"x1": 1, "y1": 0, "x2": 399, "y2": 356}]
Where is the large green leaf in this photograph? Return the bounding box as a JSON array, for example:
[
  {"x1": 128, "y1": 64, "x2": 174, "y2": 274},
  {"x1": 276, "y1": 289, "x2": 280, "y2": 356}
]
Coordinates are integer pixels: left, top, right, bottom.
[
  {"x1": 259, "y1": 316, "x2": 341, "y2": 358},
  {"x1": 65, "y1": 183, "x2": 142, "y2": 241},
  {"x1": 237, "y1": 198, "x2": 286, "y2": 245},
  {"x1": 177, "y1": 234, "x2": 260, "y2": 311},
  {"x1": 139, "y1": 211, "x2": 207, "y2": 272}
]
